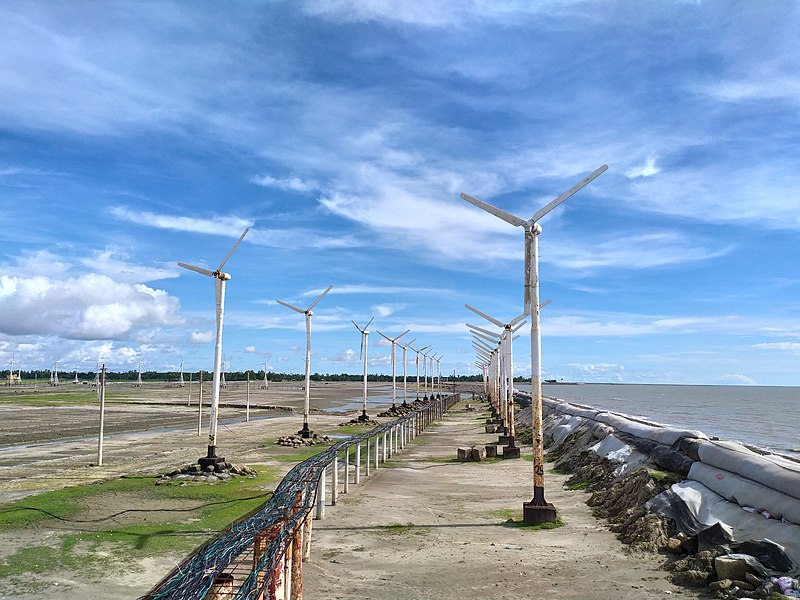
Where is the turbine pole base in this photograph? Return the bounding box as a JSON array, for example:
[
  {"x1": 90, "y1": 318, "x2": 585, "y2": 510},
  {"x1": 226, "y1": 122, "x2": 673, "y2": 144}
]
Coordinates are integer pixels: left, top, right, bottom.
[
  {"x1": 502, "y1": 440, "x2": 520, "y2": 459},
  {"x1": 358, "y1": 410, "x2": 369, "y2": 422},
  {"x1": 298, "y1": 423, "x2": 313, "y2": 439},
  {"x1": 523, "y1": 486, "x2": 557, "y2": 524},
  {"x1": 198, "y1": 447, "x2": 227, "y2": 473}
]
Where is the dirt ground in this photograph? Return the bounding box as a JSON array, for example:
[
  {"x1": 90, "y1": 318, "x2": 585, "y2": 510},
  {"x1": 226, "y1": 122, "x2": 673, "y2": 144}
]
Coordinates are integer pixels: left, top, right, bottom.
[
  {"x1": 0, "y1": 385, "x2": 701, "y2": 599},
  {"x1": 302, "y1": 402, "x2": 702, "y2": 600}
]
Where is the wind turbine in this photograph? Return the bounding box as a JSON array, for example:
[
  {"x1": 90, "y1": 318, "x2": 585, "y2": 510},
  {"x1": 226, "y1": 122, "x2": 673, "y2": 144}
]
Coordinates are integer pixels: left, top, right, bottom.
[
  {"x1": 398, "y1": 338, "x2": 416, "y2": 406},
  {"x1": 351, "y1": 317, "x2": 375, "y2": 421},
  {"x1": 377, "y1": 329, "x2": 410, "y2": 410},
  {"x1": 461, "y1": 164, "x2": 607, "y2": 523},
  {"x1": 178, "y1": 226, "x2": 250, "y2": 468},
  {"x1": 51, "y1": 359, "x2": 60, "y2": 386},
  {"x1": 277, "y1": 285, "x2": 333, "y2": 438},
  {"x1": 409, "y1": 343, "x2": 430, "y2": 401},
  {"x1": 261, "y1": 353, "x2": 271, "y2": 389},
  {"x1": 421, "y1": 348, "x2": 433, "y2": 400},
  {"x1": 179, "y1": 354, "x2": 185, "y2": 387},
  {"x1": 136, "y1": 362, "x2": 143, "y2": 387}
]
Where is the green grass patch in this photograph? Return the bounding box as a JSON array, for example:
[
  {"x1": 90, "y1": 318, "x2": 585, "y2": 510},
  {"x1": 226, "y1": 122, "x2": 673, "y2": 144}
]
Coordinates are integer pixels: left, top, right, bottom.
[
  {"x1": 565, "y1": 481, "x2": 590, "y2": 491},
  {"x1": 332, "y1": 424, "x2": 373, "y2": 435},
  {"x1": 0, "y1": 466, "x2": 281, "y2": 579},
  {"x1": 647, "y1": 469, "x2": 683, "y2": 486},
  {"x1": 264, "y1": 443, "x2": 331, "y2": 463}
]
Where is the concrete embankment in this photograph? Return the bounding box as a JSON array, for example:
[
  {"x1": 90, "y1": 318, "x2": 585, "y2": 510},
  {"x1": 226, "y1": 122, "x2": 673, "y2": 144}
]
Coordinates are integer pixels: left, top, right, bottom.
[{"x1": 529, "y1": 393, "x2": 800, "y2": 597}]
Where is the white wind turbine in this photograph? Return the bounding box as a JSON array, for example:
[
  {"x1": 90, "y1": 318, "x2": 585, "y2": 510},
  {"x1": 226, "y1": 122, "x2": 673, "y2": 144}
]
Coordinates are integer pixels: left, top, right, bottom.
[
  {"x1": 136, "y1": 362, "x2": 143, "y2": 387},
  {"x1": 277, "y1": 285, "x2": 333, "y2": 438},
  {"x1": 261, "y1": 353, "x2": 271, "y2": 389},
  {"x1": 51, "y1": 359, "x2": 60, "y2": 386},
  {"x1": 179, "y1": 354, "x2": 185, "y2": 387},
  {"x1": 352, "y1": 316, "x2": 375, "y2": 421},
  {"x1": 421, "y1": 348, "x2": 434, "y2": 400},
  {"x1": 461, "y1": 164, "x2": 607, "y2": 522},
  {"x1": 409, "y1": 343, "x2": 430, "y2": 401},
  {"x1": 377, "y1": 329, "x2": 410, "y2": 410},
  {"x1": 397, "y1": 337, "x2": 416, "y2": 406},
  {"x1": 178, "y1": 226, "x2": 250, "y2": 467}
]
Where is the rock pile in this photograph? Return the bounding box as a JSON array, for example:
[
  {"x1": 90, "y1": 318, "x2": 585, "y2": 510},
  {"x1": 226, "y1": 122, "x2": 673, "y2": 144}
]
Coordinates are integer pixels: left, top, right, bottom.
[
  {"x1": 155, "y1": 462, "x2": 257, "y2": 485},
  {"x1": 276, "y1": 434, "x2": 331, "y2": 447},
  {"x1": 338, "y1": 418, "x2": 380, "y2": 427},
  {"x1": 378, "y1": 398, "x2": 429, "y2": 417}
]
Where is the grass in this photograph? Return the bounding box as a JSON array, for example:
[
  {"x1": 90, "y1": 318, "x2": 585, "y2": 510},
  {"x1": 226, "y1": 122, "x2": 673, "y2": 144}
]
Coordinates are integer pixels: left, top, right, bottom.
[
  {"x1": 332, "y1": 424, "x2": 374, "y2": 435},
  {"x1": 647, "y1": 469, "x2": 683, "y2": 486},
  {"x1": 0, "y1": 466, "x2": 281, "y2": 579},
  {"x1": 565, "y1": 481, "x2": 590, "y2": 491},
  {"x1": 263, "y1": 442, "x2": 331, "y2": 463}
]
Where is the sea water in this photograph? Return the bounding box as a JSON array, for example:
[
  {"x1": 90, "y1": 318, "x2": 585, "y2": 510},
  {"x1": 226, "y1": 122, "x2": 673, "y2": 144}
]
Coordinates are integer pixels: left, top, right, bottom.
[{"x1": 535, "y1": 383, "x2": 800, "y2": 458}]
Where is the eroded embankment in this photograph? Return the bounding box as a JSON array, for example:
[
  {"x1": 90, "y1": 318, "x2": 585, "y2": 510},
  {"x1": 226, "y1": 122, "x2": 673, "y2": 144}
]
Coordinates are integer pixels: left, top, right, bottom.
[{"x1": 516, "y1": 393, "x2": 800, "y2": 599}]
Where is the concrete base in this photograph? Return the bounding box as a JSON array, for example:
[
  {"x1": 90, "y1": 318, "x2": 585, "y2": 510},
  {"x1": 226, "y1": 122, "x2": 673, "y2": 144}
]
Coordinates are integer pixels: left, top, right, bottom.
[
  {"x1": 522, "y1": 501, "x2": 558, "y2": 525},
  {"x1": 498, "y1": 434, "x2": 512, "y2": 445},
  {"x1": 485, "y1": 445, "x2": 498, "y2": 458},
  {"x1": 502, "y1": 445, "x2": 520, "y2": 459},
  {"x1": 298, "y1": 423, "x2": 313, "y2": 439},
  {"x1": 198, "y1": 455, "x2": 226, "y2": 472},
  {"x1": 357, "y1": 411, "x2": 370, "y2": 422}
]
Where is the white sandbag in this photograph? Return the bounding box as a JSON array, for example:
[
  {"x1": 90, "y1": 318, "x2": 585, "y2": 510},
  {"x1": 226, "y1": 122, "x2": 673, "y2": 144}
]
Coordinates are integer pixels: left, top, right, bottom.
[
  {"x1": 594, "y1": 411, "x2": 708, "y2": 446},
  {"x1": 550, "y1": 414, "x2": 586, "y2": 446},
  {"x1": 589, "y1": 434, "x2": 648, "y2": 476},
  {"x1": 688, "y1": 461, "x2": 800, "y2": 525},
  {"x1": 696, "y1": 440, "x2": 800, "y2": 502},
  {"x1": 670, "y1": 480, "x2": 800, "y2": 572}
]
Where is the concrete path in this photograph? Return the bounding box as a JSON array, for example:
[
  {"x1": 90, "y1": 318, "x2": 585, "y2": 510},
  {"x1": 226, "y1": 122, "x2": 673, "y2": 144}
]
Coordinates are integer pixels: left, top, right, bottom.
[{"x1": 303, "y1": 401, "x2": 700, "y2": 600}]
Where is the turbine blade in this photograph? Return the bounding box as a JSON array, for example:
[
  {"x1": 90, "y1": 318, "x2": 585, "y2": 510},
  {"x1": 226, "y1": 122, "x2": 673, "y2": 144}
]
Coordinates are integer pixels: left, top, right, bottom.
[
  {"x1": 178, "y1": 262, "x2": 214, "y2": 277},
  {"x1": 540, "y1": 298, "x2": 553, "y2": 309},
  {"x1": 360, "y1": 334, "x2": 364, "y2": 361},
  {"x1": 217, "y1": 227, "x2": 250, "y2": 271},
  {"x1": 532, "y1": 164, "x2": 608, "y2": 223},
  {"x1": 466, "y1": 322, "x2": 499, "y2": 338},
  {"x1": 509, "y1": 311, "x2": 528, "y2": 327},
  {"x1": 352, "y1": 320, "x2": 361, "y2": 332},
  {"x1": 511, "y1": 320, "x2": 527, "y2": 333},
  {"x1": 464, "y1": 303, "x2": 504, "y2": 328},
  {"x1": 307, "y1": 285, "x2": 333, "y2": 311},
  {"x1": 460, "y1": 193, "x2": 526, "y2": 227},
  {"x1": 396, "y1": 329, "x2": 411, "y2": 341},
  {"x1": 276, "y1": 299, "x2": 305, "y2": 314},
  {"x1": 365, "y1": 316, "x2": 375, "y2": 330},
  {"x1": 376, "y1": 330, "x2": 392, "y2": 342}
]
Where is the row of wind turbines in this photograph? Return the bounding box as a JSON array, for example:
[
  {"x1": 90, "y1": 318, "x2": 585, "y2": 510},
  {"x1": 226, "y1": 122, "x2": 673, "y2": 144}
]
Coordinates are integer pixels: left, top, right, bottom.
[{"x1": 179, "y1": 229, "x2": 446, "y2": 471}]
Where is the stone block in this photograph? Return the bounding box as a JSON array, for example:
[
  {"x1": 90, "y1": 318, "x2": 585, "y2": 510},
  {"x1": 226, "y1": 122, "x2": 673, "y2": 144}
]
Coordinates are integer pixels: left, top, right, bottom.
[
  {"x1": 457, "y1": 447, "x2": 471, "y2": 461},
  {"x1": 714, "y1": 556, "x2": 753, "y2": 582},
  {"x1": 470, "y1": 447, "x2": 486, "y2": 461},
  {"x1": 485, "y1": 445, "x2": 498, "y2": 458}
]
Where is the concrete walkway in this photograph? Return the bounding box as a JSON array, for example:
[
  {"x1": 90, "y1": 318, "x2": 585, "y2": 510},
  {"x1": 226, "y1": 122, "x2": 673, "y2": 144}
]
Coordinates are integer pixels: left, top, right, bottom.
[{"x1": 302, "y1": 400, "x2": 700, "y2": 600}]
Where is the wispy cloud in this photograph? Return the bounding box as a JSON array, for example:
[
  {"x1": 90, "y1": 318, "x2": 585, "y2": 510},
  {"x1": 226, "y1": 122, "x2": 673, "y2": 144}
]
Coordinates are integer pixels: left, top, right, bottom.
[
  {"x1": 110, "y1": 206, "x2": 251, "y2": 236},
  {"x1": 250, "y1": 174, "x2": 318, "y2": 193}
]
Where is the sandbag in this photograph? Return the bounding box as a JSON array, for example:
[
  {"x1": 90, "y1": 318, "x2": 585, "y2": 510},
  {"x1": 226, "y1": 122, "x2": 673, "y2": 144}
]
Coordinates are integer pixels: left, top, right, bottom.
[
  {"x1": 696, "y1": 440, "x2": 800, "y2": 502},
  {"x1": 688, "y1": 461, "x2": 800, "y2": 525},
  {"x1": 667, "y1": 480, "x2": 800, "y2": 575}
]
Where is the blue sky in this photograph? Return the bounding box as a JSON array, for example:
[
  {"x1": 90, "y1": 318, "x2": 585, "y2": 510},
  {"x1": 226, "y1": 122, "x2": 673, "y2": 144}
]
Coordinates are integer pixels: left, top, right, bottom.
[{"x1": 1, "y1": 1, "x2": 799, "y2": 385}]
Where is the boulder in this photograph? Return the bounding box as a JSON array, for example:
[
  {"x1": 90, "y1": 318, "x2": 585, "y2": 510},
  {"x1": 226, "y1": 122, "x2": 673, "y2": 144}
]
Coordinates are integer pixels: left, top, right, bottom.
[{"x1": 714, "y1": 556, "x2": 753, "y2": 582}]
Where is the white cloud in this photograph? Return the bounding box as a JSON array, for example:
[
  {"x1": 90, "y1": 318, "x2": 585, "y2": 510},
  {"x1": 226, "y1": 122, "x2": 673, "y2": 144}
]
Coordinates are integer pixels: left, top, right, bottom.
[
  {"x1": 244, "y1": 345, "x2": 257, "y2": 353},
  {"x1": 80, "y1": 248, "x2": 177, "y2": 283},
  {"x1": 0, "y1": 274, "x2": 181, "y2": 340},
  {"x1": 752, "y1": 341, "x2": 800, "y2": 354},
  {"x1": 190, "y1": 331, "x2": 214, "y2": 344},
  {"x1": 626, "y1": 156, "x2": 660, "y2": 179},
  {"x1": 250, "y1": 174, "x2": 318, "y2": 193},
  {"x1": 326, "y1": 348, "x2": 356, "y2": 364},
  {"x1": 719, "y1": 373, "x2": 757, "y2": 386},
  {"x1": 370, "y1": 303, "x2": 404, "y2": 318},
  {"x1": 110, "y1": 206, "x2": 252, "y2": 236},
  {"x1": 302, "y1": 284, "x2": 452, "y2": 297}
]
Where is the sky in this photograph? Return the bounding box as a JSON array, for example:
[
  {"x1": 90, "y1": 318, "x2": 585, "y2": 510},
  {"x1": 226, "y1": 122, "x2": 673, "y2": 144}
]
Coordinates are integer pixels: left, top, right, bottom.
[{"x1": 1, "y1": 0, "x2": 799, "y2": 386}]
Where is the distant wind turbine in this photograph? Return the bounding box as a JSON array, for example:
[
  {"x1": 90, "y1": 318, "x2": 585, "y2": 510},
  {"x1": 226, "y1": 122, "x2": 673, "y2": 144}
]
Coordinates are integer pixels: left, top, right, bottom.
[
  {"x1": 398, "y1": 338, "x2": 416, "y2": 406},
  {"x1": 277, "y1": 285, "x2": 333, "y2": 438},
  {"x1": 178, "y1": 226, "x2": 249, "y2": 469},
  {"x1": 409, "y1": 343, "x2": 430, "y2": 401},
  {"x1": 377, "y1": 329, "x2": 410, "y2": 410},
  {"x1": 461, "y1": 164, "x2": 607, "y2": 523},
  {"x1": 352, "y1": 316, "x2": 375, "y2": 421}
]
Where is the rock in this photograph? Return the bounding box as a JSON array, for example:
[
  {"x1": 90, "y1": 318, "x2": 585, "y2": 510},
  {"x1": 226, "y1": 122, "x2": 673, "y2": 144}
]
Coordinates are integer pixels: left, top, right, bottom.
[
  {"x1": 708, "y1": 579, "x2": 733, "y2": 591},
  {"x1": 665, "y1": 537, "x2": 685, "y2": 554},
  {"x1": 744, "y1": 573, "x2": 762, "y2": 586},
  {"x1": 457, "y1": 447, "x2": 471, "y2": 461},
  {"x1": 205, "y1": 464, "x2": 215, "y2": 472},
  {"x1": 485, "y1": 425, "x2": 497, "y2": 433},
  {"x1": 714, "y1": 556, "x2": 753, "y2": 582},
  {"x1": 470, "y1": 447, "x2": 486, "y2": 461},
  {"x1": 485, "y1": 445, "x2": 498, "y2": 458},
  {"x1": 731, "y1": 580, "x2": 754, "y2": 591},
  {"x1": 155, "y1": 477, "x2": 170, "y2": 486},
  {"x1": 677, "y1": 531, "x2": 699, "y2": 554},
  {"x1": 672, "y1": 569, "x2": 713, "y2": 587}
]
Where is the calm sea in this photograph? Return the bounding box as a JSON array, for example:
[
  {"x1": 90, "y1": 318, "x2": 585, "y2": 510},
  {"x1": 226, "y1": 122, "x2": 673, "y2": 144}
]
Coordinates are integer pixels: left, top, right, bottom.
[{"x1": 533, "y1": 383, "x2": 800, "y2": 459}]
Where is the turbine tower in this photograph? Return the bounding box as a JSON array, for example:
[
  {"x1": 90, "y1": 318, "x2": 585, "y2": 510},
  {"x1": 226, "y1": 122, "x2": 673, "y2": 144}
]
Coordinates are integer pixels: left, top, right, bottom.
[
  {"x1": 397, "y1": 338, "x2": 415, "y2": 407},
  {"x1": 179, "y1": 355, "x2": 185, "y2": 387},
  {"x1": 352, "y1": 316, "x2": 375, "y2": 422},
  {"x1": 409, "y1": 343, "x2": 430, "y2": 401},
  {"x1": 277, "y1": 285, "x2": 333, "y2": 438},
  {"x1": 461, "y1": 164, "x2": 607, "y2": 524},
  {"x1": 377, "y1": 329, "x2": 410, "y2": 410},
  {"x1": 136, "y1": 362, "x2": 143, "y2": 387},
  {"x1": 261, "y1": 353, "x2": 271, "y2": 389},
  {"x1": 178, "y1": 226, "x2": 250, "y2": 469}
]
